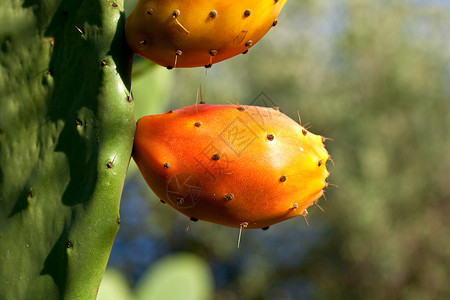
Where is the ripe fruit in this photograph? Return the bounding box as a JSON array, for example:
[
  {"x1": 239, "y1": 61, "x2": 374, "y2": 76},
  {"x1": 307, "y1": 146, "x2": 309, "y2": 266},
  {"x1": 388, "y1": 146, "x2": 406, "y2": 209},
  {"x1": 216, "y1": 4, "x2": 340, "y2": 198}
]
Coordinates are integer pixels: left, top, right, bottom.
[
  {"x1": 125, "y1": 0, "x2": 288, "y2": 68},
  {"x1": 133, "y1": 104, "x2": 330, "y2": 229}
]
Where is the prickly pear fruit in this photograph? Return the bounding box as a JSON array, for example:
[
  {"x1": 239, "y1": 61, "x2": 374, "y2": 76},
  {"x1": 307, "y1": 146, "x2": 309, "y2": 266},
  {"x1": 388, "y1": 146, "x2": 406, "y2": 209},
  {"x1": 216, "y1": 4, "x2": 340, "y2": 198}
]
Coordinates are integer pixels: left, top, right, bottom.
[
  {"x1": 125, "y1": 0, "x2": 288, "y2": 68},
  {"x1": 133, "y1": 104, "x2": 329, "y2": 229}
]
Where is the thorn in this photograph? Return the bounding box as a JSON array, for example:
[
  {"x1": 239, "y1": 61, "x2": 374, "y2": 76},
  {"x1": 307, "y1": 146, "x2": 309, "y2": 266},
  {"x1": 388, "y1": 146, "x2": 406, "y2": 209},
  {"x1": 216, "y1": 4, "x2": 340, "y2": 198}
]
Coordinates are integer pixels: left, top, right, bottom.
[
  {"x1": 117, "y1": 217, "x2": 128, "y2": 224},
  {"x1": 75, "y1": 26, "x2": 84, "y2": 35},
  {"x1": 186, "y1": 217, "x2": 198, "y2": 231},
  {"x1": 234, "y1": 97, "x2": 246, "y2": 111},
  {"x1": 314, "y1": 201, "x2": 325, "y2": 212},
  {"x1": 297, "y1": 111, "x2": 302, "y2": 125},
  {"x1": 237, "y1": 222, "x2": 248, "y2": 248},
  {"x1": 224, "y1": 98, "x2": 234, "y2": 106},
  {"x1": 199, "y1": 85, "x2": 205, "y2": 104},
  {"x1": 172, "y1": 10, "x2": 190, "y2": 34},
  {"x1": 304, "y1": 123, "x2": 312, "y2": 131},
  {"x1": 233, "y1": 96, "x2": 241, "y2": 106},
  {"x1": 328, "y1": 155, "x2": 335, "y2": 166},
  {"x1": 302, "y1": 210, "x2": 310, "y2": 226},
  {"x1": 303, "y1": 216, "x2": 310, "y2": 226},
  {"x1": 326, "y1": 183, "x2": 339, "y2": 189},
  {"x1": 194, "y1": 91, "x2": 200, "y2": 112},
  {"x1": 195, "y1": 87, "x2": 200, "y2": 106},
  {"x1": 174, "y1": 49, "x2": 182, "y2": 68},
  {"x1": 186, "y1": 219, "x2": 192, "y2": 231}
]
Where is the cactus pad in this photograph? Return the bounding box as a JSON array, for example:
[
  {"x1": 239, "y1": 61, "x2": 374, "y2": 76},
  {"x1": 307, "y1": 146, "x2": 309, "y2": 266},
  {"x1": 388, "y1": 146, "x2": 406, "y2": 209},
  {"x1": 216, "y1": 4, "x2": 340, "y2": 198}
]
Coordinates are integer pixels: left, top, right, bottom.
[{"x1": 0, "y1": 0, "x2": 134, "y2": 299}]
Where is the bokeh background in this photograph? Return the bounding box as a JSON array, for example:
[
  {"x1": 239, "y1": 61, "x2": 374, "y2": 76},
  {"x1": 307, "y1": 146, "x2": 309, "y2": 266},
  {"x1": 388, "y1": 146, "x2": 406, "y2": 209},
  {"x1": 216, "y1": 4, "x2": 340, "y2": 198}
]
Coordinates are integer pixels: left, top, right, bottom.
[{"x1": 98, "y1": 0, "x2": 450, "y2": 299}]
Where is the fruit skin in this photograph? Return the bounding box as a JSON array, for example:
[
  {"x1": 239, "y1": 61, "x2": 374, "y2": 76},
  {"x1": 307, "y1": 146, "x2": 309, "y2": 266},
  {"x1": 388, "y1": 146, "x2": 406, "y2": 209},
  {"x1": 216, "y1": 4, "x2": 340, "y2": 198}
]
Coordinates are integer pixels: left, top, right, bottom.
[
  {"x1": 133, "y1": 104, "x2": 329, "y2": 229},
  {"x1": 125, "y1": 0, "x2": 288, "y2": 68}
]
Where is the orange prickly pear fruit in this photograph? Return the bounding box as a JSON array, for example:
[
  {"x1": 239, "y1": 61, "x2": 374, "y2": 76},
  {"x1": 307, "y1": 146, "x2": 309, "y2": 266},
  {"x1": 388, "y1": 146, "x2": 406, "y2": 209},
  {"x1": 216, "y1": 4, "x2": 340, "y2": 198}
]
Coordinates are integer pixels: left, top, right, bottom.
[
  {"x1": 133, "y1": 104, "x2": 330, "y2": 229},
  {"x1": 125, "y1": 0, "x2": 288, "y2": 69}
]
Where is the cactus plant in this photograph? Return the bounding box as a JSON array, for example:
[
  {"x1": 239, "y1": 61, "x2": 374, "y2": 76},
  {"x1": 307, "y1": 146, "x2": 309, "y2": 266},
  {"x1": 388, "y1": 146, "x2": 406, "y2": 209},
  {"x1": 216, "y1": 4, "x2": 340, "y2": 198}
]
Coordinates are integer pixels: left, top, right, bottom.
[
  {"x1": 0, "y1": 0, "x2": 134, "y2": 299},
  {"x1": 125, "y1": 0, "x2": 288, "y2": 68},
  {"x1": 133, "y1": 104, "x2": 329, "y2": 229}
]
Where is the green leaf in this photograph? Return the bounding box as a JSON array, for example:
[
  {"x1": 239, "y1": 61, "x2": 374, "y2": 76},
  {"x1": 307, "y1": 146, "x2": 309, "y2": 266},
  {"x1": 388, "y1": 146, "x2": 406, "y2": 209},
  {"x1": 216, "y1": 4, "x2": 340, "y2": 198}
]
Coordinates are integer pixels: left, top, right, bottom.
[
  {"x1": 97, "y1": 268, "x2": 134, "y2": 300},
  {"x1": 135, "y1": 253, "x2": 214, "y2": 300}
]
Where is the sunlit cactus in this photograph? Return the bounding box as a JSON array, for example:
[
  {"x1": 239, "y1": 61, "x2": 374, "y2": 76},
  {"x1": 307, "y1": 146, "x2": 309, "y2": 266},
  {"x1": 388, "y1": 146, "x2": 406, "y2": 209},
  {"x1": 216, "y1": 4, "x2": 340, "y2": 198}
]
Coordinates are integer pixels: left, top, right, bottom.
[{"x1": 0, "y1": 1, "x2": 134, "y2": 299}]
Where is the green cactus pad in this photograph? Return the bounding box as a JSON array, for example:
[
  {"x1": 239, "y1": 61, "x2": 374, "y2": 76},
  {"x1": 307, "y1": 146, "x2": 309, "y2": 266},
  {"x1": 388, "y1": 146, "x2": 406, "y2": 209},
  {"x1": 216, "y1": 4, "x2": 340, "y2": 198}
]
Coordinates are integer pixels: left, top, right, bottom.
[{"x1": 0, "y1": 0, "x2": 134, "y2": 299}]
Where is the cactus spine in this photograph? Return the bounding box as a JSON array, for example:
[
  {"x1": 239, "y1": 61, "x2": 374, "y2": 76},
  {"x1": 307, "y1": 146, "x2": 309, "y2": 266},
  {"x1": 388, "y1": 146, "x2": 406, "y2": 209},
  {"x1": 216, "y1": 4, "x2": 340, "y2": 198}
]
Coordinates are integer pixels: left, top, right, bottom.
[{"x1": 0, "y1": 0, "x2": 134, "y2": 299}]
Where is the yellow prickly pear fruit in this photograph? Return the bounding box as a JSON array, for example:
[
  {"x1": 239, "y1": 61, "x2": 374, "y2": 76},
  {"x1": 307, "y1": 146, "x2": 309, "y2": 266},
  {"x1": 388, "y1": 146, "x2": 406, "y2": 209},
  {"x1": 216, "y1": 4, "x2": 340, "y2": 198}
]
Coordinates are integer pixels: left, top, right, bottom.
[
  {"x1": 125, "y1": 0, "x2": 288, "y2": 69},
  {"x1": 133, "y1": 104, "x2": 330, "y2": 229}
]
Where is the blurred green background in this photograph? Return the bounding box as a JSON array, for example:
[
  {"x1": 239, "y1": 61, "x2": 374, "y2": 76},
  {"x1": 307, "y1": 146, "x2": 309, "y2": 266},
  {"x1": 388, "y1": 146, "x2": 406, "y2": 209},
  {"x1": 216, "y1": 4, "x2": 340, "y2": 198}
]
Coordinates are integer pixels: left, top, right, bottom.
[{"x1": 98, "y1": 0, "x2": 450, "y2": 299}]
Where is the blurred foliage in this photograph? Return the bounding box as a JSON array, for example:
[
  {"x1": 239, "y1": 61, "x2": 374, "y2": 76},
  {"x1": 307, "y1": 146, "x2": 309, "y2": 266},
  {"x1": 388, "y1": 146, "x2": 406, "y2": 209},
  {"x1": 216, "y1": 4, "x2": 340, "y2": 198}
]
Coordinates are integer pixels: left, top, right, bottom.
[
  {"x1": 107, "y1": 0, "x2": 450, "y2": 299},
  {"x1": 131, "y1": 59, "x2": 173, "y2": 120},
  {"x1": 99, "y1": 253, "x2": 213, "y2": 300},
  {"x1": 98, "y1": 268, "x2": 134, "y2": 300}
]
